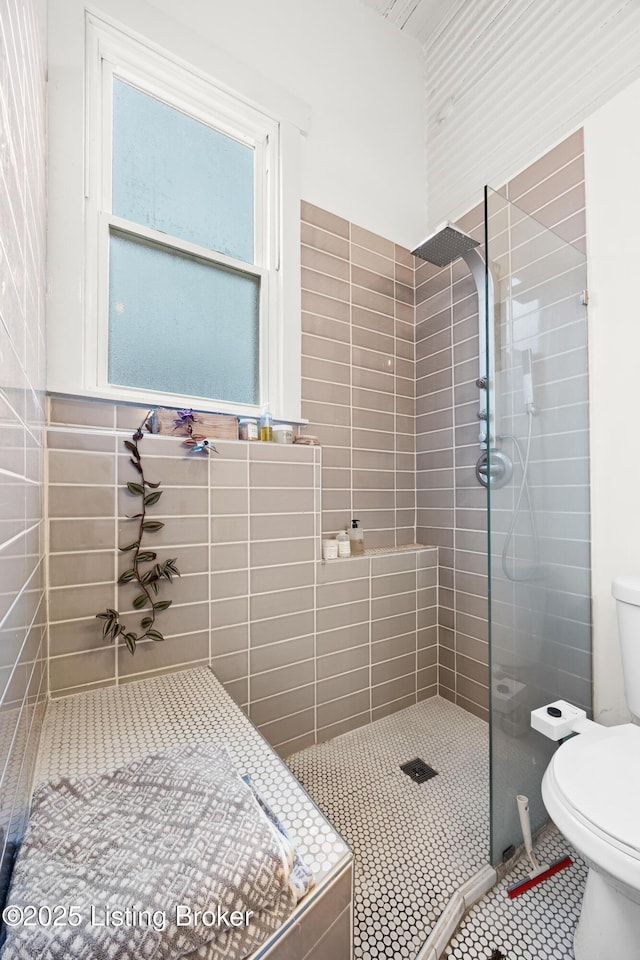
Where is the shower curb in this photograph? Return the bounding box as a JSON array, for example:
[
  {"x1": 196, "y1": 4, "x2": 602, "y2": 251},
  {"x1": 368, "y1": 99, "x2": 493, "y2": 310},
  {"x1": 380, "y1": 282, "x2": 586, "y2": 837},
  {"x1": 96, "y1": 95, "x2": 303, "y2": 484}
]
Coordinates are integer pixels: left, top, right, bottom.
[{"x1": 415, "y1": 864, "x2": 497, "y2": 960}]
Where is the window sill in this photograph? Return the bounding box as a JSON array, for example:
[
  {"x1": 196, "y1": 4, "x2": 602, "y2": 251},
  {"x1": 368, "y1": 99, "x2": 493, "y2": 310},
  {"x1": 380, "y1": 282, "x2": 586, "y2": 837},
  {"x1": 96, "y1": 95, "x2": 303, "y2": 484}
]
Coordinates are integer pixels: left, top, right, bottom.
[{"x1": 48, "y1": 390, "x2": 308, "y2": 429}]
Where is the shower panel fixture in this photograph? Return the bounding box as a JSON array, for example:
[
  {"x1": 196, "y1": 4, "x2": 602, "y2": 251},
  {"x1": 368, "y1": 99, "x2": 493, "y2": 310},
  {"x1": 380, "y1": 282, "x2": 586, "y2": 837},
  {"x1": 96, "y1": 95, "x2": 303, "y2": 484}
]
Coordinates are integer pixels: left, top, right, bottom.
[{"x1": 411, "y1": 221, "x2": 510, "y2": 489}]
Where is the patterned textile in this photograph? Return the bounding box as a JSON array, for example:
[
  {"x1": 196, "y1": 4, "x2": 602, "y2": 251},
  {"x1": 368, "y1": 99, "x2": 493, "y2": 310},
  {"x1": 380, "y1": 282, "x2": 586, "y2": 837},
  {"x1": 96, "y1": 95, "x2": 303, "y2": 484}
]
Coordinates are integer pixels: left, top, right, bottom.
[
  {"x1": 1, "y1": 744, "x2": 313, "y2": 960},
  {"x1": 241, "y1": 777, "x2": 311, "y2": 904}
]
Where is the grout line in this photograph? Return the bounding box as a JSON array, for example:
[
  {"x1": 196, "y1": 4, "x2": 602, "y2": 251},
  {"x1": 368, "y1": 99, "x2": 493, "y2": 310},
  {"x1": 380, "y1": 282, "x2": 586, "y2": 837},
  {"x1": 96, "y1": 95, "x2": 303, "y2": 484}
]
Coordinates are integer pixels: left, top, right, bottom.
[
  {"x1": 313, "y1": 446, "x2": 319, "y2": 744},
  {"x1": 0, "y1": 467, "x2": 41, "y2": 483},
  {"x1": 299, "y1": 216, "x2": 348, "y2": 244},
  {"x1": 110, "y1": 432, "x2": 122, "y2": 687},
  {"x1": 207, "y1": 442, "x2": 212, "y2": 670},
  {"x1": 368, "y1": 556, "x2": 372, "y2": 723},
  {"x1": 414, "y1": 556, "x2": 418, "y2": 705},
  {"x1": 256, "y1": 703, "x2": 315, "y2": 737},
  {"x1": 300, "y1": 243, "x2": 350, "y2": 271},
  {"x1": 394, "y1": 249, "x2": 399, "y2": 549},
  {"x1": 0, "y1": 520, "x2": 42, "y2": 555},
  {"x1": 245, "y1": 449, "x2": 251, "y2": 716},
  {"x1": 50, "y1": 597, "x2": 209, "y2": 627},
  {"x1": 43, "y1": 402, "x2": 51, "y2": 700},
  {"x1": 0, "y1": 586, "x2": 46, "y2": 714},
  {"x1": 348, "y1": 219, "x2": 354, "y2": 528},
  {"x1": 49, "y1": 628, "x2": 211, "y2": 662}
]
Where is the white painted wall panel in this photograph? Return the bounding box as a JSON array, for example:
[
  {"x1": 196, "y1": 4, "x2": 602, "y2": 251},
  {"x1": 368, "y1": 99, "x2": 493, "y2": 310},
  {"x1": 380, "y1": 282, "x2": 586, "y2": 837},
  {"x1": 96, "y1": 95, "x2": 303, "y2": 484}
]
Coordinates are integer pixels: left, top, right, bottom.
[
  {"x1": 422, "y1": 0, "x2": 640, "y2": 233},
  {"x1": 47, "y1": 0, "x2": 427, "y2": 405},
  {"x1": 152, "y1": 0, "x2": 427, "y2": 244},
  {"x1": 584, "y1": 76, "x2": 640, "y2": 725},
  {"x1": 49, "y1": 0, "x2": 427, "y2": 245}
]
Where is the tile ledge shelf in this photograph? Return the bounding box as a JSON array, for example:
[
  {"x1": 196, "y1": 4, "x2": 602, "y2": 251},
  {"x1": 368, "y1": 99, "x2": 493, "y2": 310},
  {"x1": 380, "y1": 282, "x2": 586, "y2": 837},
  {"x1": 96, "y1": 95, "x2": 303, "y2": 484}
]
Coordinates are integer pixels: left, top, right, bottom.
[
  {"x1": 322, "y1": 542, "x2": 434, "y2": 562},
  {"x1": 364, "y1": 542, "x2": 432, "y2": 556}
]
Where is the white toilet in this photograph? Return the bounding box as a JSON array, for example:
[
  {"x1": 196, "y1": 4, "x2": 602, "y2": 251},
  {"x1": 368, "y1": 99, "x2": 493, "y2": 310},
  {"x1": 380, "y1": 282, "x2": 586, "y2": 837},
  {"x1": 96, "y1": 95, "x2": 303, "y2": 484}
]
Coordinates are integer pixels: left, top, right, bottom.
[{"x1": 542, "y1": 576, "x2": 640, "y2": 959}]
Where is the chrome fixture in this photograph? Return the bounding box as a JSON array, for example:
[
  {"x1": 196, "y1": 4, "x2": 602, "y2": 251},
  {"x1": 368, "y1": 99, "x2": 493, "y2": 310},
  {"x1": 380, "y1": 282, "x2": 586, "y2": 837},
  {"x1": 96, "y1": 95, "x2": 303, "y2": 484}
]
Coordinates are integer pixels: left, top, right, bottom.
[
  {"x1": 412, "y1": 221, "x2": 497, "y2": 454},
  {"x1": 411, "y1": 222, "x2": 480, "y2": 268},
  {"x1": 475, "y1": 450, "x2": 512, "y2": 489}
]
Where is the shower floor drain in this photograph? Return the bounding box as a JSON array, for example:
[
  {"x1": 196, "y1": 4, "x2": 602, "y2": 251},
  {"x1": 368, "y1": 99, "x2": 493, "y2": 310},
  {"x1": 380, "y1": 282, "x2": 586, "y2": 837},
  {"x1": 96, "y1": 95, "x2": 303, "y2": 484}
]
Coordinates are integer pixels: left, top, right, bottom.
[{"x1": 400, "y1": 758, "x2": 438, "y2": 783}]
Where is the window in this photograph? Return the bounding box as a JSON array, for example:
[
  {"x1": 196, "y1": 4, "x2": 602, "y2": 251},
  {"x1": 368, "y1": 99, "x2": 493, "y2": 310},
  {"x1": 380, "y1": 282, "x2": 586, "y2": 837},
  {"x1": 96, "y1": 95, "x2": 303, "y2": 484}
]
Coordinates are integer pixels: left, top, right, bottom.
[
  {"x1": 67, "y1": 15, "x2": 302, "y2": 420},
  {"x1": 107, "y1": 76, "x2": 264, "y2": 408}
]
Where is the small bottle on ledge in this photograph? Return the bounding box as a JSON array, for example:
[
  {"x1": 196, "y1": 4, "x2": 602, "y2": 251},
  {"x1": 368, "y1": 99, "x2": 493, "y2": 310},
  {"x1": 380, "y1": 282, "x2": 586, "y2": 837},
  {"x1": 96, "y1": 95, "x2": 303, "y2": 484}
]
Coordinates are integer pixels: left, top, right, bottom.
[
  {"x1": 259, "y1": 402, "x2": 273, "y2": 442},
  {"x1": 349, "y1": 519, "x2": 365, "y2": 556},
  {"x1": 336, "y1": 528, "x2": 351, "y2": 558}
]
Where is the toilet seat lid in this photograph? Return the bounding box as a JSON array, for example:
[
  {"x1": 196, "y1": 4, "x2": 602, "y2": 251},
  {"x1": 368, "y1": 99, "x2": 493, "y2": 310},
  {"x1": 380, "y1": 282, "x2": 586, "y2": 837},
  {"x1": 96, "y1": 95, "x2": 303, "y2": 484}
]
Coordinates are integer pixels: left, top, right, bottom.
[{"x1": 553, "y1": 724, "x2": 640, "y2": 857}]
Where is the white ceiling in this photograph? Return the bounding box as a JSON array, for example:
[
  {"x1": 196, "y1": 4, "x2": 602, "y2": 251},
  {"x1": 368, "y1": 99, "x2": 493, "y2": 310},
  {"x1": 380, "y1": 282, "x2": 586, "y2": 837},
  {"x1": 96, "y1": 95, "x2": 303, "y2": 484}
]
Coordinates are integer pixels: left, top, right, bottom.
[
  {"x1": 359, "y1": 0, "x2": 467, "y2": 47},
  {"x1": 379, "y1": 0, "x2": 640, "y2": 227}
]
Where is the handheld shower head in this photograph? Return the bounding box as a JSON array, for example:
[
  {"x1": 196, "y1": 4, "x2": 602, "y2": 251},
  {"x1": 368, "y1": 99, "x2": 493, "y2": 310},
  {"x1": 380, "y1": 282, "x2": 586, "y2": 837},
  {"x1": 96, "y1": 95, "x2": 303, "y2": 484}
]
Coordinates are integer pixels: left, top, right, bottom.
[{"x1": 411, "y1": 221, "x2": 480, "y2": 268}]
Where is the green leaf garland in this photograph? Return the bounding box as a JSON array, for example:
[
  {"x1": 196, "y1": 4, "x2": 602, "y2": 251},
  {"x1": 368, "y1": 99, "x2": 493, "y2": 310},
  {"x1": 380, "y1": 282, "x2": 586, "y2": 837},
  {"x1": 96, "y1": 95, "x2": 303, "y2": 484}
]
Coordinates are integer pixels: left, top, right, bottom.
[{"x1": 95, "y1": 412, "x2": 180, "y2": 654}]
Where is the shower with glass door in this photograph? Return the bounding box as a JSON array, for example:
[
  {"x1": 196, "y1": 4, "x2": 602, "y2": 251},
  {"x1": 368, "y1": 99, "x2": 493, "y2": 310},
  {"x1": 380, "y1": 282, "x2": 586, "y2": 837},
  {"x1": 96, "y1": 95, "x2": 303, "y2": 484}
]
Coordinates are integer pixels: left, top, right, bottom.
[{"x1": 413, "y1": 189, "x2": 592, "y2": 866}]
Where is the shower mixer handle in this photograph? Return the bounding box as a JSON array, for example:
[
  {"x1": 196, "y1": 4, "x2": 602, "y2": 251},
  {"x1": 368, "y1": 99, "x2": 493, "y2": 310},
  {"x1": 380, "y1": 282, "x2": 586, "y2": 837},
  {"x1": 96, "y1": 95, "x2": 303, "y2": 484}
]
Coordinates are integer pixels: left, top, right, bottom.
[{"x1": 475, "y1": 449, "x2": 513, "y2": 488}]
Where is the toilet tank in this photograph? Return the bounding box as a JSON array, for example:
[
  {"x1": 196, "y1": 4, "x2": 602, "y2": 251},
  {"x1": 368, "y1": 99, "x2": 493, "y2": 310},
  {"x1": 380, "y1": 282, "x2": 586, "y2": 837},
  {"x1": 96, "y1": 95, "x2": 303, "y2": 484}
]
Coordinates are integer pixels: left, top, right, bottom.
[{"x1": 612, "y1": 576, "x2": 640, "y2": 721}]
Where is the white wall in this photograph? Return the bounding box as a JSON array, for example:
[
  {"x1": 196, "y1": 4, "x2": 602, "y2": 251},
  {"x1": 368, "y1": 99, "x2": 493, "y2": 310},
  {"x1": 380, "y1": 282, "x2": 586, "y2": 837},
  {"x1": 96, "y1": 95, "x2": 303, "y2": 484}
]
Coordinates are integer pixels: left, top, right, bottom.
[
  {"x1": 46, "y1": 0, "x2": 425, "y2": 410},
  {"x1": 49, "y1": 0, "x2": 426, "y2": 245},
  {"x1": 584, "y1": 76, "x2": 640, "y2": 724},
  {"x1": 144, "y1": 0, "x2": 427, "y2": 246}
]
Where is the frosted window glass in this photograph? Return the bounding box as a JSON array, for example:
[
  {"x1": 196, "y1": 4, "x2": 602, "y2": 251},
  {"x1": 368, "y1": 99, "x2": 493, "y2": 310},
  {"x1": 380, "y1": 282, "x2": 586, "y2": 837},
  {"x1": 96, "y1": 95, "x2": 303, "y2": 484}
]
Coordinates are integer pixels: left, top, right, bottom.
[
  {"x1": 108, "y1": 232, "x2": 259, "y2": 405},
  {"x1": 112, "y1": 79, "x2": 254, "y2": 263}
]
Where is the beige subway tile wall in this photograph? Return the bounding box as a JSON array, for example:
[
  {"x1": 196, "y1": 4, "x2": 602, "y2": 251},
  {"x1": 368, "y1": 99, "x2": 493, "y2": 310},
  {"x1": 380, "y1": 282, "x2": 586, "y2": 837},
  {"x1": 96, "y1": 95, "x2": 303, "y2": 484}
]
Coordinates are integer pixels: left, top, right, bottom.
[
  {"x1": 44, "y1": 145, "x2": 590, "y2": 745},
  {"x1": 300, "y1": 202, "x2": 416, "y2": 549},
  {"x1": 0, "y1": 0, "x2": 48, "y2": 875},
  {"x1": 46, "y1": 396, "x2": 436, "y2": 755},
  {"x1": 415, "y1": 131, "x2": 587, "y2": 722}
]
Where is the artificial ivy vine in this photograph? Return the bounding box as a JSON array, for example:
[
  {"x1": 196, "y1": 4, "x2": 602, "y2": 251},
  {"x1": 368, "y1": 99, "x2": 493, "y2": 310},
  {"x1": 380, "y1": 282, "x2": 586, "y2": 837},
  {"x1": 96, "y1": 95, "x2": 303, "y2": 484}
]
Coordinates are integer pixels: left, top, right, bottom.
[{"x1": 96, "y1": 413, "x2": 180, "y2": 655}]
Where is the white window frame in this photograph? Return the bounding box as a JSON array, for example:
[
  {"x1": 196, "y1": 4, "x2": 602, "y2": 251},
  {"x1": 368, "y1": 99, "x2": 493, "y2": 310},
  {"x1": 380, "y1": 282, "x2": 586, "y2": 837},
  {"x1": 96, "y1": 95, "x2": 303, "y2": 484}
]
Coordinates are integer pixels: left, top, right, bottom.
[{"x1": 80, "y1": 14, "x2": 300, "y2": 421}]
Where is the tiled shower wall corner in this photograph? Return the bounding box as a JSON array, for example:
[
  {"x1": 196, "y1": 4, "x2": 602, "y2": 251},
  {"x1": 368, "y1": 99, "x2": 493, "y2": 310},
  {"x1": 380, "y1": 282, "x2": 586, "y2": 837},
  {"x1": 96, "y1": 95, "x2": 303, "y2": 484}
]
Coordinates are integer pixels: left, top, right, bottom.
[
  {"x1": 300, "y1": 202, "x2": 416, "y2": 548},
  {"x1": 44, "y1": 147, "x2": 590, "y2": 740},
  {"x1": 0, "y1": 0, "x2": 48, "y2": 875},
  {"x1": 415, "y1": 129, "x2": 587, "y2": 721},
  {"x1": 47, "y1": 398, "x2": 437, "y2": 756}
]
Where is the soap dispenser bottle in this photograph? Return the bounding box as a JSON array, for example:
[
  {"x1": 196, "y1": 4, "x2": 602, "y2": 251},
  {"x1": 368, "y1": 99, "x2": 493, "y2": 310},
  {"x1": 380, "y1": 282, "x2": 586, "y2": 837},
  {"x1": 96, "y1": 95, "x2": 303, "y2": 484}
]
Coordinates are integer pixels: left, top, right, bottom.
[
  {"x1": 349, "y1": 519, "x2": 365, "y2": 556},
  {"x1": 259, "y1": 402, "x2": 273, "y2": 441}
]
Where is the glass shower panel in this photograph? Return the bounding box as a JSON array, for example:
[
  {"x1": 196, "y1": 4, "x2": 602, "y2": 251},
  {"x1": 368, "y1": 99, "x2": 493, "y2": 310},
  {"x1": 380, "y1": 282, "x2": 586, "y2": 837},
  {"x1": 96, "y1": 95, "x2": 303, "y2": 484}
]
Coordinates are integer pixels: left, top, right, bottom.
[{"x1": 485, "y1": 187, "x2": 591, "y2": 866}]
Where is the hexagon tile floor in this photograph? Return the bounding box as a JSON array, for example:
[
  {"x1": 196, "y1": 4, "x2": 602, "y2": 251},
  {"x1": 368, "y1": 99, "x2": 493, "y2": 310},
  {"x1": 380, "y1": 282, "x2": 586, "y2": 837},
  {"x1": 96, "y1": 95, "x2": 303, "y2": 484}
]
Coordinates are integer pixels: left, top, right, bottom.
[
  {"x1": 287, "y1": 696, "x2": 490, "y2": 959},
  {"x1": 287, "y1": 696, "x2": 587, "y2": 960},
  {"x1": 446, "y1": 828, "x2": 587, "y2": 959}
]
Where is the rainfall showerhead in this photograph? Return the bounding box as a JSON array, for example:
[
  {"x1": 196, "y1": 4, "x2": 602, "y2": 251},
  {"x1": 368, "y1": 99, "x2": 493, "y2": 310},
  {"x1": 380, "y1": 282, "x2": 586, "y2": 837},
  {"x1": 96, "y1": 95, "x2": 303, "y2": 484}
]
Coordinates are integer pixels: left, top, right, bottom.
[
  {"x1": 412, "y1": 217, "x2": 495, "y2": 457},
  {"x1": 411, "y1": 221, "x2": 480, "y2": 268}
]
